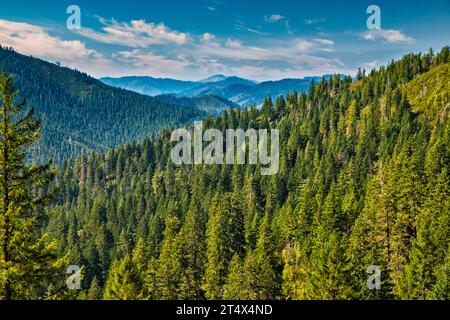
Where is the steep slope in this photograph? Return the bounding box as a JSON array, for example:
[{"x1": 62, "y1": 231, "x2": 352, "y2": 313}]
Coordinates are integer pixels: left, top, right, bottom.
[
  {"x1": 404, "y1": 62, "x2": 450, "y2": 126},
  {"x1": 0, "y1": 47, "x2": 204, "y2": 164}
]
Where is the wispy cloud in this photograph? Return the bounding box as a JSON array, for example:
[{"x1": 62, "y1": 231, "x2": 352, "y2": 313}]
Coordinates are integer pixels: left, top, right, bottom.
[
  {"x1": 234, "y1": 20, "x2": 269, "y2": 35},
  {"x1": 264, "y1": 14, "x2": 294, "y2": 35},
  {"x1": 194, "y1": 37, "x2": 339, "y2": 66},
  {"x1": 313, "y1": 38, "x2": 334, "y2": 45},
  {"x1": 206, "y1": 6, "x2": 216, "y2": 12},
  {"x1": 284, "y1": 20, "x2": 294, "y2": 36},
  {"x1": 360, "y1": 29, "x2": 415, "y2": 44},
  {"x1": 264, "y1": 14, "x2": 285, "y2": 23},
  {"x1": 77, "y1": 17, "x2": 189, "y2": 47},
  {"x1": 303, "y1": 18, "x2": 326, "y2": 25},
  {"x1": 114, "y1": 35, "x2": 343, "y2": 80},
  {"x1": 113, "y1": 49, "x2": 191, "y2": 77}
]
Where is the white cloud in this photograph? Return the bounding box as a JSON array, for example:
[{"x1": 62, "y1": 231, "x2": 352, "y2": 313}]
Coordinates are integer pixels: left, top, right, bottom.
[
  {"x1": 264, "y1": 14, "x2": 285, "y2": 23},
  {"x1": 194, "y1": 37, "x2": 340, "y2": 70},
  {"x1": 112, "y1": 36, "x2": 344, "y2": 80},
  {"x1": 0, "y1": 19, "x2": 99, "y2": 61},
  {"x1": 360, "y1": 29, "x2": 415, "y2": 44},
  {"x1": 313, "y1": 38, "x2": 334, "y2": 45},
  {"x1": 192, "y1": 58, "x2": 225, "y2": 77},
  {"x1": 0, "y1": 18, "x2": 347, "y2": 81},
  {"x1": 303, "y1": 18, "x2": 326, "y2": 25},
  {"x1": 78, "y1": 17, "x2": 188, "y2": 47},
  {"x1": 113, "y1": 49, "x2": 191, "y2": 78},
  {"x1": 201, "y1": 33, "x2": 216, "y2": 43},
  {"x1": 225, "y1": 38, "x2": 242, "y2": 48},
  {"x1": 0, "y1": 19, "x2": 113, "y2": 74},
  {"x1": 206, "y1": 6, "x2": 216, "y2": 12}
]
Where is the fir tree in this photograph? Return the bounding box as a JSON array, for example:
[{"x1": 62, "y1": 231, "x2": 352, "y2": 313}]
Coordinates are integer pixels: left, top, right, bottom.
[
  {"x1": 0, "y1": 71, "x2": 58, "y2": 299},
  {"x1": 87, "y1": 277, "x2": 102, "y2": 300},
  {"x1": 103, "y1": 255, "x2": 143, "y2": 300}
]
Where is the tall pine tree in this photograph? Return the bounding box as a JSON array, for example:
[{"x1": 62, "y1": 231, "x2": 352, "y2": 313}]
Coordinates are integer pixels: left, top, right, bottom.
[{"x1": 0, "y1": 71, "x2": 59, "y2": 299}]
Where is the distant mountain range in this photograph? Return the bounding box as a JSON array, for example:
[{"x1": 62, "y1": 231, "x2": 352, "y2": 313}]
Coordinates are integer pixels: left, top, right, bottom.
[
  {"x1": 100, "y1": 76, "x2": 198, "y2": 96},
  {"x1": 190, "y1": 77, "x2": 323, "y2": 107},
  {"x1": 101, "y1": 74, "x2": 331, "y2": 107}
]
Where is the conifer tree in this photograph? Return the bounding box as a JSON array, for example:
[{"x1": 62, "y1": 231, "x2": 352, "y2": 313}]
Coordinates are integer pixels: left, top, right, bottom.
[
  {"x1": 103, "y1": 255, "x2": 143, "y2": 300},
  {"x1": 281, "y1": 242, "x2": 307, "y2": 299},
  {"x1": 223, "y1": 254, "x2": 251, "y2": 299},
  {"x1": 204, "y1": 193, "x2": 234, "y2": 299},
  {"x1": 247, "y1": 213, "x2": 278, "y2": 299},
  {"x1": 398, "y1": 169, "x2": 450, "y2": 299},
  {"x1": 155, "y1": 215, "x2": 182, "y2": 299},
  {"x1": 429, "y1": 249, "x2": 450, "y2": 300},
  {"x1": 87, "y1": 277, "x2": 102, "y2": 300},
  {"x1": 0, "y1": 71, "x2": 58, "y2": 299},
  {"x1": 177, "y1": 194, "x2": 206, "y2": 299}
]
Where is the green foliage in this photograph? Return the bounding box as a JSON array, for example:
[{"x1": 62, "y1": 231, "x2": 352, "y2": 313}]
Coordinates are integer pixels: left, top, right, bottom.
[
  {"x1": 87, "y1": 277, "x2": 102, "y2": 300},
  {"x1": 0, "y1": 71, "x2": 61, "y2": 299},
  {"x1": 35, "y1": 46, "x2": 450, "y2": 300},
  {"x1": 103, "y1": 255, "x2": 144, "y2": 300}
]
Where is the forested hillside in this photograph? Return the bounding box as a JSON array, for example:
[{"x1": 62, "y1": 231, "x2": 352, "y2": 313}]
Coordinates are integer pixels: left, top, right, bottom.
[
  {"x1": 45, "y1": 47, "x2": 449, "y2": 300},
  {"x1": 0, "y1": 46, "x2": 204, "y2": 164}
]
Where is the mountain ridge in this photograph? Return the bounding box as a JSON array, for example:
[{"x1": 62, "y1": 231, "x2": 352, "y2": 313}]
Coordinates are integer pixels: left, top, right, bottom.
[{"x1": 101, "y1": 74, "x2": 337, "y2": 107}]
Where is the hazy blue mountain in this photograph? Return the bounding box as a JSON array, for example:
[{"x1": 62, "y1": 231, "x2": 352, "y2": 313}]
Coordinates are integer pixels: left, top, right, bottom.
[
  {"x1": 230, "y1": 78, "x2": 318, "y2": 107},
  {"x1": 101, "y1": 74, "x2": 255, "y2": 97},
  {"x1": 154, "y1": 94, "x2": 239, "y2": 115},
  {"x1": 199, "y1": 74, "x2": 228, "y2": 83},
  {"x1": 189, "y1": 77, "x2": 324, "y2": 107},
  {"x1": 168, "y1": 75, "x2": 257, "y2": 97},
  {"x1": 214, "y1": 76, "x2": 257, "y2": 87},
  {"x1": 100, "y1": 76, "x2": 198, "y2": 96},
  {"x1": 101, "y1": 73, "x2": 340, "y2": 108}
]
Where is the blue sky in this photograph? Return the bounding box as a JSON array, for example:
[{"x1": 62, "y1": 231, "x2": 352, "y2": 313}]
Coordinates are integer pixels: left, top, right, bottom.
[{"x1": 0, "y1": 0, "x2": 449, "y2": 80}]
